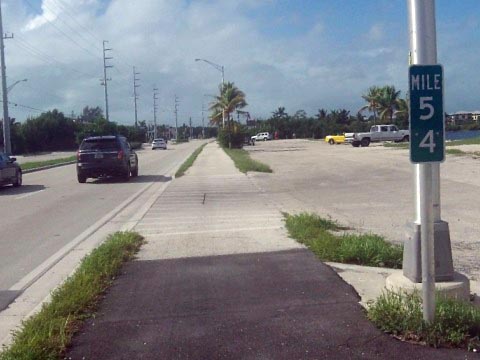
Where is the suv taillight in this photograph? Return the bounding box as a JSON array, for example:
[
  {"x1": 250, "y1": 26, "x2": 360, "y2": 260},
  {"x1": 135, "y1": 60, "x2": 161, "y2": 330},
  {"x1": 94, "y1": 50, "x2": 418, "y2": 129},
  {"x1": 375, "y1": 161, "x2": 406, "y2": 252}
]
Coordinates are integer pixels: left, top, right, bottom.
[
  {"x1": 76, "y1": 150, "x2": 81, "y2": 161},
  {"x1": 117, "y1": 150, "x2": 124, "y2": 160}
]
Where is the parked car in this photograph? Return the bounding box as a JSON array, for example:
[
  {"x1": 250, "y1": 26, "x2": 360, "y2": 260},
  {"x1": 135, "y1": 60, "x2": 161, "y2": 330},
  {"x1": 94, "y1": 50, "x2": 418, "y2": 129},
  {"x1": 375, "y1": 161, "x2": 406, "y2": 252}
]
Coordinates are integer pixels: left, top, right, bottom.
[
  {"x1": 324, "y1": 134, "x2": 345, "y2": 145},
  {"x1": 345, "y1": 125, "x2": 410, "y2": 147},
  {"x1": 76, "y1": 135, "x2": 139, "y2": 183},
  {"x1": 0, "y1": 152, "x2": 22, "y2": 188},
  {"x1": 251, "y1": 132, "x2": 272, "y2": 141},
  {"x1": 152, "y1": 138, "x2": 167, "y2": 150}
]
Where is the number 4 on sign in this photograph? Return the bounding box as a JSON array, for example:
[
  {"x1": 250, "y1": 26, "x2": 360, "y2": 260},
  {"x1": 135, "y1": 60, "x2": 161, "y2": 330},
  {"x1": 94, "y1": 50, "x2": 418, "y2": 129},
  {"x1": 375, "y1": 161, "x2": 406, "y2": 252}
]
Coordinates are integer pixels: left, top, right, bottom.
[{"x1": 419, "y1": 130, "x2": 436, "y2": 153}]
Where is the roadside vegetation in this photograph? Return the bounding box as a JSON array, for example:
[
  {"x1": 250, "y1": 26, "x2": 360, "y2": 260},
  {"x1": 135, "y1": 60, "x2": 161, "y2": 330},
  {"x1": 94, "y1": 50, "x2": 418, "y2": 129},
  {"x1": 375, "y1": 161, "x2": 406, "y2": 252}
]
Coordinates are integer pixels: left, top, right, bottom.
[
  {"x1": 223, "y1": 147, "x2": 272, "y2": 173},
  {"x1": 20, "y1": 155, "x2": 77, "y2": 171},
  {"x1": 175, "y1": 143, "x2": 208, "y2": 177},
  {"x1": 284, "y1": 212, "x2": 403, "y2": 268},
  {"x1": 0, "y1": 231, "x2": 144, "y2": 360},
  {"x1": 368, "y1": 290, "x2": 480, "y2": 351}
]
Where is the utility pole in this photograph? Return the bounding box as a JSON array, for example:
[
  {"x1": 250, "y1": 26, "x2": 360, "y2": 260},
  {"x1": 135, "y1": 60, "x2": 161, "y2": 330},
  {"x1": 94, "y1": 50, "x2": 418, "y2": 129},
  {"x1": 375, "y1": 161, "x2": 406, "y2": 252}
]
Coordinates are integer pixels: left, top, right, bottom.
[
  {"x1": 201, "y1": 102, "x2": 206, "y2": 139},
  {"x1": 0, "y1": 0, "x2": 13, "y2": 154},
  {"x1": 174, "y1": 95, "x2": 179, "y2": 140},
  {"x1": 153, "y1": 86, "x2": 158, "y2": 139},
  {"x1": 133, "y1": 67, "x2": 140, "y2": 127},
  {"x1": 102, "y1": 40, "x2": 113, "y2": 122},
  {"x1": 189, "y1": 117, "x2": 192, "y2": 139}
]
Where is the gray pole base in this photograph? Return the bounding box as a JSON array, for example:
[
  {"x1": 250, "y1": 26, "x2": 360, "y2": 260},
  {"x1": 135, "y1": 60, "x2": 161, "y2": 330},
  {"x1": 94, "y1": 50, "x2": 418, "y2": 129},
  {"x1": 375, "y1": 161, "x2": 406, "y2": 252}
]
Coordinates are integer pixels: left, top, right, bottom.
[
  {"x1": 403, "y1": 221, "x2": 454, "y2": 283},
  {"x1": 386, "y1": 271, "x2": 470, "y2": 301}
]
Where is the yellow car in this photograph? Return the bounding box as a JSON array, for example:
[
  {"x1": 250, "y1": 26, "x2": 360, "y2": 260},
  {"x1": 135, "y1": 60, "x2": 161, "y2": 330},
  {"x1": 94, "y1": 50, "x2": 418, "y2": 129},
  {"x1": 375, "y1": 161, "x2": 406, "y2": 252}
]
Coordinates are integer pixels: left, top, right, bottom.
[{"x1": 324, "y1": 134, "x2": 345, "y2": 145}]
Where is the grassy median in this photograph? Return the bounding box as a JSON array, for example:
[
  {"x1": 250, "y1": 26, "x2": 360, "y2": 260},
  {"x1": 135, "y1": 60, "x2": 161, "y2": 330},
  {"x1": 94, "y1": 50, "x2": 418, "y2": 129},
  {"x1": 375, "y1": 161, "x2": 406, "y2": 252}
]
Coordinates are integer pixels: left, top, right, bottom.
[
  {"x1": 175, "y1": 143, "x2": 207, "y2": 178},
  {"x1": 284, "y1": 212, "x2": 403, "y2": 268},
  {"x1": 223, "y1": 148, "x2": 272, "y2": 173},
  {"x1": 20, "y1": 156, "x2": 77, "y2": 171},
  {"x1": 0, "y1": 231, "x2": 144, "y2": 360},
  {"x1": 368, "y1": 290, "x2": 480, "y2": 351}
]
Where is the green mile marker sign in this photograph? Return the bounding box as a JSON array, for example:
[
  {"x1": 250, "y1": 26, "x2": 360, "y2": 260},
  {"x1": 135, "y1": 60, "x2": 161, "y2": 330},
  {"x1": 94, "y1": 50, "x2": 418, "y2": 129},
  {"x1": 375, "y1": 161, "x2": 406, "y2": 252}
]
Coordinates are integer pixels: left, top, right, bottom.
[{"x1": 409, "y1": 65, "x2": 445, "y2": 163}]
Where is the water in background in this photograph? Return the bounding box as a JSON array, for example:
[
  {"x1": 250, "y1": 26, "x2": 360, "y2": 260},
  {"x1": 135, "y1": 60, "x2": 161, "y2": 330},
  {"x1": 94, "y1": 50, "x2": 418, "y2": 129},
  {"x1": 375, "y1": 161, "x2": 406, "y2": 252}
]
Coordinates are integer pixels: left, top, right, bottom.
[{"x1": 446, "y1": 130, "x2": 480, "y2": 141}]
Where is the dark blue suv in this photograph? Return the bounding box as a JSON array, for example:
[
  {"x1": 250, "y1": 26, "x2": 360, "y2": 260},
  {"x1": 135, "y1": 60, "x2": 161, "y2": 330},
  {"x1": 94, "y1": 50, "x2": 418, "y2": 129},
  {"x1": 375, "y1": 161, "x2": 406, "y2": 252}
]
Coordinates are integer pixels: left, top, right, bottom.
[{"x1": 76, "y1": 136, "x2": 139, "y2": 183}]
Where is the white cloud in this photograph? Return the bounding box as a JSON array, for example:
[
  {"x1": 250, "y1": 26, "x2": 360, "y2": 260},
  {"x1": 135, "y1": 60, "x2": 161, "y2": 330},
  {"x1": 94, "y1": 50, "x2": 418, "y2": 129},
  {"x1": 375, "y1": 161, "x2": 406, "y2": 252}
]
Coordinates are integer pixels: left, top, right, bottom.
[{"x1": 366, "y1": 23, "x2": 384, "y2": 42}]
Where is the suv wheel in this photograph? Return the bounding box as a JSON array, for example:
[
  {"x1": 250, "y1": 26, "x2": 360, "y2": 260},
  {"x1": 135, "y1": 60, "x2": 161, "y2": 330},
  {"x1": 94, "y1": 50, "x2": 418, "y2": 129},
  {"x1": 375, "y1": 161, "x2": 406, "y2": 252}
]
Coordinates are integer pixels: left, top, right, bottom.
[
  {"x1": 123, "y1": 163, "x2": 131, "y2": 181},
  {"x1": 77, "y1": 172, "x2": 87, "y2": 183},
  {"x1": 12, "y1": 170, "x2": 22, "y2": 187},
  {"x1": 131, "y1": 165, "x2": 138, "y2": 177}
]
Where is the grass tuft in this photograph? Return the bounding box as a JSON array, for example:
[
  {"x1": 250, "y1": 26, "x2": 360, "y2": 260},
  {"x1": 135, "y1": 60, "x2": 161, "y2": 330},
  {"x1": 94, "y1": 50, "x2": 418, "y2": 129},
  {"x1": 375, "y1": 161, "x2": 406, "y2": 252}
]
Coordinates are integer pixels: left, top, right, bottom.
[
  {"x1": 223, "y1": 147, "x2": 272, "y2": 173},
  {"x1": 445, "y1": 148, "x2": 466, "y2": 156},
  {"x1": 0, "y1": 231, "x2": 144, "y2": 360},
  {"x1": 175, "y1": 143, "x2": 207, "y2": 178},
  {"x1": 368, "y1": 290, "x2": 480, "y2": 350},
  {"x1": 20, "y1": 156, "x2": 77, "y2": 171},
  {"x1": 284, "y1": 212, "x2": 403, "y2": 268}
]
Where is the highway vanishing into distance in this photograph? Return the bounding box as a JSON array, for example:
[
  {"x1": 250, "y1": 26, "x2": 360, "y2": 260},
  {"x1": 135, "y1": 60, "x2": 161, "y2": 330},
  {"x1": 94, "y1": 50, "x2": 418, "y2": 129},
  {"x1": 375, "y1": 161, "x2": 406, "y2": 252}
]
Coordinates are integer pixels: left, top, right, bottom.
[{"x1": 0, "y1": 141, "x2": 205, "y2": 308}]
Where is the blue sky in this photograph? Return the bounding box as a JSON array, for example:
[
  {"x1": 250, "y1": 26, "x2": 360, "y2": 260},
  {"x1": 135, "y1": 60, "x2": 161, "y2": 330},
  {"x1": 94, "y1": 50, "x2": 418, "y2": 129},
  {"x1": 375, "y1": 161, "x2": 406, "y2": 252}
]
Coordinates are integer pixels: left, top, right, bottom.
[{"x1": 4, "y1": 0, "x2": 480, "y2": 125}]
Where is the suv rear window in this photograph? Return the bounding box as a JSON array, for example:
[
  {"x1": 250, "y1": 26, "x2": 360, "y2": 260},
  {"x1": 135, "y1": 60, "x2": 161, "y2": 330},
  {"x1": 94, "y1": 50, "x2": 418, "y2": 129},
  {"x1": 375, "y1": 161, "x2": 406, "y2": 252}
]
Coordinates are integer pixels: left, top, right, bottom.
[{"x1": 80, "y1": 138, "x2": 118, "y2": 151}]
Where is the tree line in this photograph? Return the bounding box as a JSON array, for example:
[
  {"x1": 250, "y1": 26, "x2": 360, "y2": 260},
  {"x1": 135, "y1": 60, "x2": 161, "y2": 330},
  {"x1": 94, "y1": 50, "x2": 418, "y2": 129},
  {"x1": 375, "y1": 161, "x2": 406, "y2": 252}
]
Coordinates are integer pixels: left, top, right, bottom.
[{"x1": 0, "y1": 105, "x2": 219, "y2": 154}]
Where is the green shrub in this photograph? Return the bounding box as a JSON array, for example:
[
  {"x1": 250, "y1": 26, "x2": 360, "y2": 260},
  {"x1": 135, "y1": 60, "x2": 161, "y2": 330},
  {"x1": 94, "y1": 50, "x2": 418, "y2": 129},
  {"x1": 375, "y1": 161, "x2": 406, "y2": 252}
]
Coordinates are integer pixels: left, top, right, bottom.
[
  {"x1": 284, "y1": 213, "x2": 403, "y2": 268},
  {"x1": 217, "y1": 124, "x2": 247, "y2": 149},
  {"x1": 368, "y1": 290, "x2": 480, "y2": 350}
]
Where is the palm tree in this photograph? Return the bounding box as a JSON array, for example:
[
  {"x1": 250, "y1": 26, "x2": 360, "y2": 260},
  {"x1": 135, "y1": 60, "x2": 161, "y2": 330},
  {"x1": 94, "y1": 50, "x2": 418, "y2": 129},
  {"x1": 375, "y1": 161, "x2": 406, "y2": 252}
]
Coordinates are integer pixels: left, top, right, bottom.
[
  {"x1": 394, "y1": 97, "x2": 409, "y2": 128},
  {"x1": 209, "y1": 82, "x2": 247, "y2": 148},
  {"x1": 359, "y1": 86, "x2": 381, "y2": 125},
  {"x1": 377, "y1": 86, "x2": 401, "y2": 123}
]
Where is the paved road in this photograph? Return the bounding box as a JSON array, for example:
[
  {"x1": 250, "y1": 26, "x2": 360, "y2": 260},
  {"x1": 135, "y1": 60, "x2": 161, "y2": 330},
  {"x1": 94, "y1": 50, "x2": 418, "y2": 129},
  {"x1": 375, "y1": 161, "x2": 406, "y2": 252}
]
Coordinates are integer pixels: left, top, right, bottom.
[{"x1": 0, "y1": 141, "x2": 204, "y2": 298}]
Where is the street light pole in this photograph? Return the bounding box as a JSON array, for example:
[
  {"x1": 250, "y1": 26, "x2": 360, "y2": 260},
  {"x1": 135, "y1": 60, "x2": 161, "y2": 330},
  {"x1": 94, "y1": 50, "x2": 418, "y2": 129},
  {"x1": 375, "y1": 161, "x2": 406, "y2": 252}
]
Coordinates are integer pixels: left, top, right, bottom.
[
  {"x1": 6, "y1": 78, "x2": 27, "y2": 93},
  {"x1": 195, "y1": 58, "x2": 225, "y2": 127}
]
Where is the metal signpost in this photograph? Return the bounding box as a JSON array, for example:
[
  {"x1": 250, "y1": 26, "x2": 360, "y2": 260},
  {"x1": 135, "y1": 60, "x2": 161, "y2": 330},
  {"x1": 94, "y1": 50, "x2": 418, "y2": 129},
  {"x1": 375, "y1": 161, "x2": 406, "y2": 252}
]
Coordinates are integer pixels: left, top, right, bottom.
[{"x1": 408, "y1": 0, "x2": 444, "y2": 323}]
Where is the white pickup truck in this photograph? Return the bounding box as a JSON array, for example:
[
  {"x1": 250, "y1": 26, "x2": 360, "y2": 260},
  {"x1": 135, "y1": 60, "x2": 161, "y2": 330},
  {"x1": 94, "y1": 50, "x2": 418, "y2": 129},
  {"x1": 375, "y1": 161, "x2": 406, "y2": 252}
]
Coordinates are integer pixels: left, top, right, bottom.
[{"x1": 345, "y1": 125, "x2": 409, "y2": 147}]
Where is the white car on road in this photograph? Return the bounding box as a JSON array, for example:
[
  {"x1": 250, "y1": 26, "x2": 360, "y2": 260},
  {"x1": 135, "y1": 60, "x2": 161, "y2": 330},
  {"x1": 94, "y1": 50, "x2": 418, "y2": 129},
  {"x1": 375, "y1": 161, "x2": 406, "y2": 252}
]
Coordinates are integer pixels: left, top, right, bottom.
[
  {"x1": 251, "y1": 132, "x2": 272, "y2": 142},
  {"x1": 152, "y1": 138, "x2": 167, "y2": 150}
]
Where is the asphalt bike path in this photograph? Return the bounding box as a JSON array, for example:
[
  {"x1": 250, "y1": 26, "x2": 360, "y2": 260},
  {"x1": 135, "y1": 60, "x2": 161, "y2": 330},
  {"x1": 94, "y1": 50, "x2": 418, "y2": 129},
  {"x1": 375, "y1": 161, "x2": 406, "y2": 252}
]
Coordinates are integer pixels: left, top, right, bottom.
[{"x1": 66, "y1": 143, "x2": 474, "y2": 359}]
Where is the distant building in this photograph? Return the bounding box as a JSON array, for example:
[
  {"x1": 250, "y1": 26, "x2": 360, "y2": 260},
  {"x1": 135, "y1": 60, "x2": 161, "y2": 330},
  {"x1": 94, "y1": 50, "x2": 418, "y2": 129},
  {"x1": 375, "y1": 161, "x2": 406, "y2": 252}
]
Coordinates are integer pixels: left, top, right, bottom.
[{"x1": 445, "y1": 111, "x2": 480, "y2": 125}]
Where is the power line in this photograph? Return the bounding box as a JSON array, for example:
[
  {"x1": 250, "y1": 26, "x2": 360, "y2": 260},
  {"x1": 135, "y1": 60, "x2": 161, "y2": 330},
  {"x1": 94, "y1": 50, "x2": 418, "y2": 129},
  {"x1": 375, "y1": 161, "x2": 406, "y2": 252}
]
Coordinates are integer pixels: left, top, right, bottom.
[
  {"x1": 13, "y1": 36, "x2": 99, "y2": 79},
  {"x1": 37, "y1": 0, "x2": 103, "y2": 54},
  {"x1": 23, "y1": 0, "x2": 103, "y2": 61},
  {"x1": 49, "y1": 0, "x2": 104, "y2": 50},
  {"x1": 1, "y1": 100, "x2": 46, "y2": 113}
]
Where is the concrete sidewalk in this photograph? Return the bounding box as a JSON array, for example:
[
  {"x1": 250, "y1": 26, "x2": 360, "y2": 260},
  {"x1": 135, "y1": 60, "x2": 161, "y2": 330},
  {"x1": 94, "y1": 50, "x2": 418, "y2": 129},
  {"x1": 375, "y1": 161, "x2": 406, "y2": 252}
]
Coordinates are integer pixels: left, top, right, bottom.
[{"x1": 65, "y1": 143, "x2": 474, "y2": 359}]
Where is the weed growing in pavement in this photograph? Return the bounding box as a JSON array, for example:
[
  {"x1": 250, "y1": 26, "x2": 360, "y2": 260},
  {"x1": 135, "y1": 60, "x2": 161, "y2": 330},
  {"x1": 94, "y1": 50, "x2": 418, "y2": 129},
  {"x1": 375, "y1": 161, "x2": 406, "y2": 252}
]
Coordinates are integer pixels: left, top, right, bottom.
[
  {"x1": 0, "y1": 232, "x2": 144, "y2": 360},
  {"x1": 284, "y1": 212, "x2": 403, "y2": 268},
  {"x1": 222, "y1": 147, "x2": 272, "y2": 173},
  {"x1": 367, "y1": 290, "x2": 480, "y2": 351},
  {"x1": 175, "y1": 143, "x2": 208, "y2": 177},
  {"x1": 445, "y1": 148, "x2": 466, "y2": 156}
]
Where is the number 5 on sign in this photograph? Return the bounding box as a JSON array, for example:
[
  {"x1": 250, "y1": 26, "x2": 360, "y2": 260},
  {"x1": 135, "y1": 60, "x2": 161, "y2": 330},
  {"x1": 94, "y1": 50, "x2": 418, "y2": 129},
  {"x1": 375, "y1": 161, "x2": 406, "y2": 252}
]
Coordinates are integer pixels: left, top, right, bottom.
[
  {"x1": 419, "y1": 97, "x2": 434, "y2": 120},
  {"x1": 409, "y1": 65, "x2": 445, "y2": 163}
]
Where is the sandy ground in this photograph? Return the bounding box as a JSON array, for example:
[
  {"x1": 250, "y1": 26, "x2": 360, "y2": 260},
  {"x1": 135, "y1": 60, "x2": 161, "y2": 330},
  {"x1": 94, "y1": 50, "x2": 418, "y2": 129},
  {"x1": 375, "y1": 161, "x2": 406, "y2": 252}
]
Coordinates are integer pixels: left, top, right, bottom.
[{"x1": 245, "y1": 139, "x2": 480, "y2": 282}]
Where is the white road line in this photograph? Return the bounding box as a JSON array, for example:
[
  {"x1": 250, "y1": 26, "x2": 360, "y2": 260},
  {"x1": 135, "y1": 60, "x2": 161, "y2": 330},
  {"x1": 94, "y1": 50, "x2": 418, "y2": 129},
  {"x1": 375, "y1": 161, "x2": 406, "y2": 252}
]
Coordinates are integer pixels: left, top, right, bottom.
[{"x1": 15, "y1": 189, "x2": 45, "y2": 200}]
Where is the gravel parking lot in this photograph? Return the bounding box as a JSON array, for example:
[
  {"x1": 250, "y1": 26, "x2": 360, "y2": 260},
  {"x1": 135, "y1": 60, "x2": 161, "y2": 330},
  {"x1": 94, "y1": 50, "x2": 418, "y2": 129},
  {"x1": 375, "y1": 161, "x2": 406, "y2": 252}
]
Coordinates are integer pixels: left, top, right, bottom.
[{"x1": 245, "y1": 139, "x2": 480, "y2": 281}]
